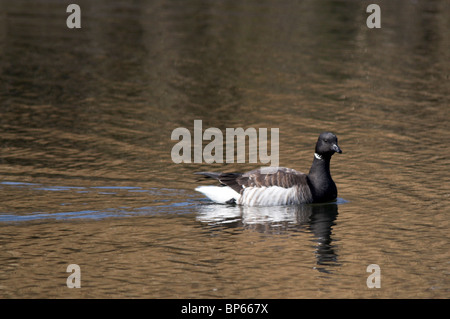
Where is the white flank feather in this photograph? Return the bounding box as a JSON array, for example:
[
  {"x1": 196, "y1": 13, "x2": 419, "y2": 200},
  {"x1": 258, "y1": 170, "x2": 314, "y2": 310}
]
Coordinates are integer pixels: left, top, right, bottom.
[
  {"x1": 195, "y1": 186, "x2": 241, "y2": 204},
  {"x1": 239, "y1": 186, "x2": 299, "y2": 206}
]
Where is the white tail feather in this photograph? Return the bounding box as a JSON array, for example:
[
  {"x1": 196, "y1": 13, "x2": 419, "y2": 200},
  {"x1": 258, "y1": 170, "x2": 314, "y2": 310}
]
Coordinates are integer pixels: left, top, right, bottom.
[{"x1": 195, "y1": 186, "x2": 240, "y2": 204}]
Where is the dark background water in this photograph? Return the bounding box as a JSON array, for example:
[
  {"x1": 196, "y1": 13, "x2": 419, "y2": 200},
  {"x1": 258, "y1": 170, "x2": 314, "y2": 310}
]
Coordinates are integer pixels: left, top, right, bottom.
[{"x1": 0, "y1": 0, "x2": 448, "y2": 298}]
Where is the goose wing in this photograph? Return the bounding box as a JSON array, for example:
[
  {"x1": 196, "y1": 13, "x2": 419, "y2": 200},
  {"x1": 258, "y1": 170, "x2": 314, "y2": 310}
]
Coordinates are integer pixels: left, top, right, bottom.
[
  {"x1": 195, "y1": 172, "x2": 243, "y2": 193},
  {"x1": 196, "y1": 167, "x2": 308, "y2": 192},
  {"x1": 237, "y1": 167, "x2": 309, "y2": 190}
]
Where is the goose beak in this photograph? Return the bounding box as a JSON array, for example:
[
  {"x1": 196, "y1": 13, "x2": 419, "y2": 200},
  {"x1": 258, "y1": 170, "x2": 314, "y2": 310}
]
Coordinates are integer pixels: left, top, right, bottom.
[{"x1": 332, "y1": 144, "x2": 342, "y2": 154}]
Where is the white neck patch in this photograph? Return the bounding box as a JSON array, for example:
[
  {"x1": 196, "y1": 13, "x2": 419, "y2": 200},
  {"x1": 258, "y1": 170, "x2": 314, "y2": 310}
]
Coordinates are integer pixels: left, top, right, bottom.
[{"x1": 314, "y1": 153, "x2": 323, "y2": 160}]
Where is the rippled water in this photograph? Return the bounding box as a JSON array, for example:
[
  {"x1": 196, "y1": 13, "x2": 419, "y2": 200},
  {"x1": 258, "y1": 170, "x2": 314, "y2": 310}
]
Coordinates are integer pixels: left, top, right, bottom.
[{"x1": 0, "y1": 0, "x2": 449, "y2": 298}]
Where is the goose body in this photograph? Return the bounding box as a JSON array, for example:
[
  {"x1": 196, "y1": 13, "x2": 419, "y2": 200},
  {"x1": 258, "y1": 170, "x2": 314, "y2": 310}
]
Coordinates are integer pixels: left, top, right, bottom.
[{"x1": 195, "y1": 132, "x2": 342, "y2": 206}]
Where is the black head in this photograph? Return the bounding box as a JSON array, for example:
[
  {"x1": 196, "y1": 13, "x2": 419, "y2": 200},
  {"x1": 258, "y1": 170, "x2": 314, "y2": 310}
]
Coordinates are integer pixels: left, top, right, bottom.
[{"x1": 315, "y1": 132, "x2": 342, "y2": 157}]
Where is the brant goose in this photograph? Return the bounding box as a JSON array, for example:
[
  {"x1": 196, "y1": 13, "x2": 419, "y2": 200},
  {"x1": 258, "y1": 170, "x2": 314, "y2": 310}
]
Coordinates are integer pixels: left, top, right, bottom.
[{"x1": 195, "y1": 132, "x2": 342, "y2": 206}]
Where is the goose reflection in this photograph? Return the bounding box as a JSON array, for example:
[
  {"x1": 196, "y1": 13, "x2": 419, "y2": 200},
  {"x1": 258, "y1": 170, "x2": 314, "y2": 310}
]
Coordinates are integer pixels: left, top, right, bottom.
[{"x1": 196, "y1": 202, "x2": 339, "y2": 270}]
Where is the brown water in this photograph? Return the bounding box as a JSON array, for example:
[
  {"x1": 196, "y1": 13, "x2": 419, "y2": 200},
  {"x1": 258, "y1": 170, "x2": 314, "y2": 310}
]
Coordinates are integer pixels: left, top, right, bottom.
[{"x1": 0, "y1": 0, "x2": 449, "y2": 298}]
